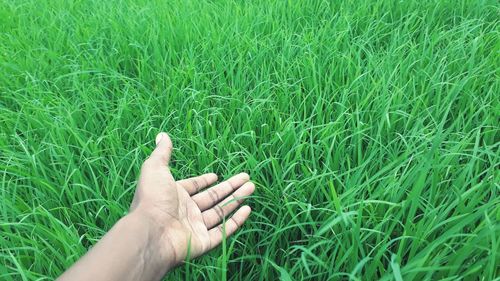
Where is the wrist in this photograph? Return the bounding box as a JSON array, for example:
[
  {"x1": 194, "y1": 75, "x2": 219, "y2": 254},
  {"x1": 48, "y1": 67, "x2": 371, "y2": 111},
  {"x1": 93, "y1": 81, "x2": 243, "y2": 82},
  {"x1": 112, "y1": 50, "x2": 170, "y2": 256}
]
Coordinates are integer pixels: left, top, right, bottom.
[{"x1": 119, "y1": 212, "x2": 175, "y2": 279}]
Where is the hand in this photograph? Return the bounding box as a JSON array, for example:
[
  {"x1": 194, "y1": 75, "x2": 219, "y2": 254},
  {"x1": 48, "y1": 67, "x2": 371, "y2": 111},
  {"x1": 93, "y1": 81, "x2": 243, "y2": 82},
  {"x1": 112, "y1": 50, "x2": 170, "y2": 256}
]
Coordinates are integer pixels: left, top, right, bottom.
[
  {"x1": 57, "y1": 132, "x2": 254, "y2": 281},
  {"x1": 130, "y1": 132, "x2": 255, "y2": 269}
]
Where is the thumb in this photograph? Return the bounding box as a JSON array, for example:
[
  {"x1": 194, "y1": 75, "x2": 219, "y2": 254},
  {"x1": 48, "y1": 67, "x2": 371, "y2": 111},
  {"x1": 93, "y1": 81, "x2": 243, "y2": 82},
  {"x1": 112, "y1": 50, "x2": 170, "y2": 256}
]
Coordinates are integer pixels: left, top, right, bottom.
[{"x1": 149, "y1": 132, "x2": 173, "y2": 165}]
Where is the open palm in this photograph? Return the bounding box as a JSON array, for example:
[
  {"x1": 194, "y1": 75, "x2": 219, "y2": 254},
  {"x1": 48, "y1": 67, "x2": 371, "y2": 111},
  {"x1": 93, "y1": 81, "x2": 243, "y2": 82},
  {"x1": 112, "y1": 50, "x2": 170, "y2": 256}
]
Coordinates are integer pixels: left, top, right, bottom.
[{"x1": 130, "y1": 132, "x2": 254, "y2": 264}]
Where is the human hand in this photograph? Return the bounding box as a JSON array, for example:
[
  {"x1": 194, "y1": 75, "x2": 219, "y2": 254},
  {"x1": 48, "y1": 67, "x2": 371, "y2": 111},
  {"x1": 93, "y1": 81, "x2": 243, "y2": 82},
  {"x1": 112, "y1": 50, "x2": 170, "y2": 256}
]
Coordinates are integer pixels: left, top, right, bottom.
[
  {"x1": 130, "y1": 132, "x2": 255, "y2": 270},
  {"x1": 57, "y1": 132, "x2": 254, "y2": 281}
]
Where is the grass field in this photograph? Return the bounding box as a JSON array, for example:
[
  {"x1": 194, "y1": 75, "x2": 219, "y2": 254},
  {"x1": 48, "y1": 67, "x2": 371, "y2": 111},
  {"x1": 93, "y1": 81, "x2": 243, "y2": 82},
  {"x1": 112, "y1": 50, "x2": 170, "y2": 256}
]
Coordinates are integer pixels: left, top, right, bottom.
[{"x1": 1, "y1": 0, "x2": 499, "y2": 280}]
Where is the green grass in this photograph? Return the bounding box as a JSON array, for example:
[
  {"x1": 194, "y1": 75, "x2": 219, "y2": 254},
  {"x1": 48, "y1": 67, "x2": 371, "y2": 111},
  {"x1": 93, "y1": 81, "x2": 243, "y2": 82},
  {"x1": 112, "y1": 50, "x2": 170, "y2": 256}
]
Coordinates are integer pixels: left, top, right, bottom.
[{"x1": 1, "y1": 0, "x2": 499, "y2": 280}]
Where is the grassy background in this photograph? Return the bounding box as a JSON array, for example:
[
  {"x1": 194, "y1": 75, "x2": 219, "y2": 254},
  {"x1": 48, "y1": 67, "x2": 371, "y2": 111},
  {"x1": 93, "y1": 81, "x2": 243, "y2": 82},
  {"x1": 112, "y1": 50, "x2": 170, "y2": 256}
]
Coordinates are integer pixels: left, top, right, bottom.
[{"x1": 1, "y1": 0, "x2": 499, "y2": 280}]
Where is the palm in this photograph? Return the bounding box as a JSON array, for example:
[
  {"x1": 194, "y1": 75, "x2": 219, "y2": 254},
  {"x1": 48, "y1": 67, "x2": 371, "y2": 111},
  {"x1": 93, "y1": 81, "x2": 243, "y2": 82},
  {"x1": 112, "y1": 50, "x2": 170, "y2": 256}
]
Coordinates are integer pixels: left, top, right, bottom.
[{"x1": 131, "y1": 133, "x2": 254, "y2": 263}]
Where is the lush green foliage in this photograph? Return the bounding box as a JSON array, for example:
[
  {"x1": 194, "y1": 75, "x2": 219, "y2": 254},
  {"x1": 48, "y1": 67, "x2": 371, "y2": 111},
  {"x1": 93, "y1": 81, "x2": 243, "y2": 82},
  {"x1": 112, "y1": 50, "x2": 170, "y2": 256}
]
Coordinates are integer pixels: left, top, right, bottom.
[{"x1": 1, "y1": 0, "x2": 498, "y2": 280}]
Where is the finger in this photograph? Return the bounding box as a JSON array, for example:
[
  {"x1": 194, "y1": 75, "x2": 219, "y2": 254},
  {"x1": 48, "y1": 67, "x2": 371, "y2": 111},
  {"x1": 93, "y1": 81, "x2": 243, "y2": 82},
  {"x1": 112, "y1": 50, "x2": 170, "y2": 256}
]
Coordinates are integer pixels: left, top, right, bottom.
[
  {"x1": 208, "y1": 205, "x2": 251, "y2": 250},
  {"x1": 192, "y1": 172, "x2": 250, "y2": 211},
  {"x1": 177, "y1": 173, "x2": 218, "y2": 195},
  {"x1": 148, "y1": 132, "x2": 173, "y2": 166},
  {"x1": 202, "y1": 182, "x2": 255, "y2": 229}
]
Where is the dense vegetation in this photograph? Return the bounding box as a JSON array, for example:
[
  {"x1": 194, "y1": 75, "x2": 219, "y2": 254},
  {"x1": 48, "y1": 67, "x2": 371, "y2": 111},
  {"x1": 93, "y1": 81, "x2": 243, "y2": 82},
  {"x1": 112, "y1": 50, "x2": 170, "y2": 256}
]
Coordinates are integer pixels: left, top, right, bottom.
[{"x1": 0, "y1": 0, "x2": 498, "y2": 280}]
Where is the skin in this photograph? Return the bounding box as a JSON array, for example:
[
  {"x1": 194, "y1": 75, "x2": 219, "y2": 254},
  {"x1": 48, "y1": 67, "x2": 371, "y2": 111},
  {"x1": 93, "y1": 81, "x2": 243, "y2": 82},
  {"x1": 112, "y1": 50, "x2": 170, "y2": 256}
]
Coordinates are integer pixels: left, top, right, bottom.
[{"x1": 58, "y1": 132, "x2": 255, "y2": 281}]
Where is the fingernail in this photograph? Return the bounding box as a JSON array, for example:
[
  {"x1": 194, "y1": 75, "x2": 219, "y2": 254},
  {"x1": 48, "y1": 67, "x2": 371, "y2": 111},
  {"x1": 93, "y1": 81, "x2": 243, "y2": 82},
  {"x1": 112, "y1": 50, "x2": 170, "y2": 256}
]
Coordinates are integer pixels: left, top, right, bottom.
[{"x1": 155, "y1": 133, "x2": 164, "y2": 145}]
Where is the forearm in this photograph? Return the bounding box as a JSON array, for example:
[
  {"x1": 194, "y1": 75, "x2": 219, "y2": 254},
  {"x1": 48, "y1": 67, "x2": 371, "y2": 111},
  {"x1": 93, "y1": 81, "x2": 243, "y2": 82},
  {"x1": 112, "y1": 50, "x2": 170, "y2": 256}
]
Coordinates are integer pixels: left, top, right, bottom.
[{"x1": 58, "y1": 212, "x2": 172, "y2": 281}]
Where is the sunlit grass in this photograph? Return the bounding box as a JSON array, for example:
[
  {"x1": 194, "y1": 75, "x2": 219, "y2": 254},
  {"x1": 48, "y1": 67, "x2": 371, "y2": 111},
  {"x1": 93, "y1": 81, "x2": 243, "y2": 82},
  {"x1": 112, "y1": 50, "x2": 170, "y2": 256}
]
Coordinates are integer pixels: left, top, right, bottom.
[{"x1": 0, "y1": 0, "x2": 498, "y2": 280}]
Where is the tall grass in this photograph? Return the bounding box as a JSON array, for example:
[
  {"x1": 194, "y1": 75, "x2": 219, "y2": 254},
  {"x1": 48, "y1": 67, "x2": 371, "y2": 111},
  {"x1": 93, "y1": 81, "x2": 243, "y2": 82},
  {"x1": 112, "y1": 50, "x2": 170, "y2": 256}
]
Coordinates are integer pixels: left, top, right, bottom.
[{"x1": 0, "y1": 0, "x2": 498, "y2": 280}]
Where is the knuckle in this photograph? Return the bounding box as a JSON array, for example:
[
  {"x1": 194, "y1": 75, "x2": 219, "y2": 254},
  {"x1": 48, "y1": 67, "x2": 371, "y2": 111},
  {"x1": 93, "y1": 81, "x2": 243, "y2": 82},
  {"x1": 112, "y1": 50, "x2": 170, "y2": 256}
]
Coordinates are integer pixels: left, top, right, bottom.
[
  {"x1": 230, "y1": 217, "x2": 240, "y2": 228},
  {"x1": 208, "y1": 189, "x2": 219, "y2": 202},
  {"x1": 214, "y1": 205, "x2": 224, "y2": 220},
  {"x1": 158, "y1": 153, "x2": 169, "y2": 164},
  {"x1": 227, "y1": 181, "x2": 235, "y2": 191},
  {"x1": 192, "y1": 178, "x2": 201, "y2": 191},
  {"x1": 201, "y1": 176, "x2": 209, "y2": 188}
]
